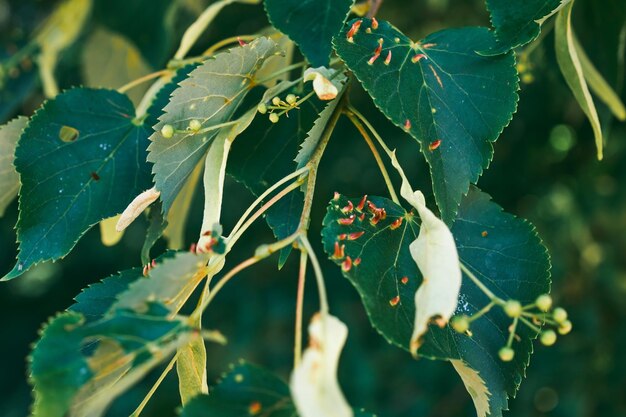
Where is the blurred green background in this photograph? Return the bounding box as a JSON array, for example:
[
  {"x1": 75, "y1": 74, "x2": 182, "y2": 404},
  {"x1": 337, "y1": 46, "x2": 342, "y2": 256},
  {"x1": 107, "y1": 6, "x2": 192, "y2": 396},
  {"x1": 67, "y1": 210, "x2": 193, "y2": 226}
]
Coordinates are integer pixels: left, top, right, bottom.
[{"x1": 1, "y1": 0, "x2": 625, "y2": 416}]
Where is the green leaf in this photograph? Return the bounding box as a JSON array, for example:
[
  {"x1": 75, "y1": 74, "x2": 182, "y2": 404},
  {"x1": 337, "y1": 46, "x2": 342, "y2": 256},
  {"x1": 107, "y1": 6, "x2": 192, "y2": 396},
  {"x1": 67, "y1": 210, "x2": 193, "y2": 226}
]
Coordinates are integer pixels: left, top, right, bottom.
[
  {"x1": 264, "y1": 0, "x2": 354, "y2": 67},
  {"x1": 321, "y1": 188, "x2": 551, "y2": 417},
  {"x1": 111, "y1": 251, "x2": 210, "y2": 314},
  {"x1": 30, "y1": 309, "x2": 190, "y2": 417},
  {"x1": 148, "y1": 38, "x2": 278, "y2": 214},
  {"x1": 555, "y1": 0, "x2": 604, "y2": 160},
  {"x1": 69, "y1": 268, "x2": 142, "y2": 322},
  {"x1": 0, "y1": 116, "x2": 28, "y2": 216},
  {"x1": 334, "y1": 19, "x2": 519, "y2": 223},
  {"x1": 483, "y1": 0, "x2": 566, "y2": 55},
  {"x1": 179, "y1": 362, "x2": 296, "y2": 417},
  {"x1": 3, "y1": 88, "x2": 153, "y2": 280},
  {"x1": 176, "y1": 334, "x2": 208, "y2": 405}
]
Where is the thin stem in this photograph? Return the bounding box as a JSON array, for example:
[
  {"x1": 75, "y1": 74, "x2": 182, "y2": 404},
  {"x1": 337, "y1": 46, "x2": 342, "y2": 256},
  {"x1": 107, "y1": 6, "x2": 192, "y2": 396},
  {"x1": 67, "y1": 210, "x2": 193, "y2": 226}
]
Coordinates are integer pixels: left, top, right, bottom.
[
  {"x1": 345, "y1": 110, "x2": 400, "y2": 204},
  {"x1": 299, "y1": 235, "x2": 329, "y2": 315},
  {"x1": 506, "y1": 317, "x2": 519, "y2": 347},
  {"x1": 118, "y1": 70, "x2": 171, "y2": 94},
  {"x1": 459, "y1": 262, "x2": 503, "y2": 303},
  {"x1": 228, "y1": 166, "x2": 309, "y2": 241},
  {"x1": 346, "y1": 105, "x2": 394, "y2": 157},
  {"x1": 519, "y1": 316, "x2": 542, "y2": 333},
  {"x1": 228, "y1": 177, "x2": 306, "y2": 250},
  {"x1": 468, "y1": 301, "x2": 495, "y2": 323},
  {"x1": 194, "y1": 234, "x2": 299, "y2": 317},
  {"x1": 294, "y1": 250, "x2": 308, "y2": 368},
  {"x1": 190, "y1": 119, "x2": 240, "y2": 135},
  {"x1": 130, "y1": 352, "x2": 179, "y2": 417}
]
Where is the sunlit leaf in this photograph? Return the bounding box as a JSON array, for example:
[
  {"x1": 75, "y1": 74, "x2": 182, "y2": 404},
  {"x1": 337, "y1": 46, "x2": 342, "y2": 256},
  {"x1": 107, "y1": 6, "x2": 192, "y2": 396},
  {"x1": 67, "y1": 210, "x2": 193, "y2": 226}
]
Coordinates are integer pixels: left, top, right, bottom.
[{"x1": 0, "y1": 116, "x2": 28, "y2": 216}]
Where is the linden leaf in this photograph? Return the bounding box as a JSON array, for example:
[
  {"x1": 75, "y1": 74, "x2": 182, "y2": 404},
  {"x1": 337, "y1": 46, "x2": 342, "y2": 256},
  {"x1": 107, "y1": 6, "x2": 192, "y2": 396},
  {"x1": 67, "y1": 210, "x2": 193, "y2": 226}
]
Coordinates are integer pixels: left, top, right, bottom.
[
  {"x1": 264, "y1": 0, "x2": 354, "y2": 67},
  {"x1": 0, "y1": 116, "x2": 28, "y2": 216},
  {"x1": 290, "y1": 313, "x2": 353, "y2": 417},
  {"x1": 148, "y1": 37, "x2": 278, "y2": 214},
  {"x1": 321, "y1": 188, "x2": 550, "y2": 417},
  {"x1": 483, "y1": 0, "x2": 568, "y2": 55},
  {"x1": 3, "y1": 88, "x2": 153, "y2": 280},
  {"x1": 334, "y1": 19, "x2": 518, "y2": 223},
  {"x1": 177, "y1": 333, "x2": 209, "y2": 405},
  {"x1": 30, "y1": 309, "x2": 190, "y2": 417},
  {"x1": 451, "y1": 359, "x2": 492, "y2": 417}
]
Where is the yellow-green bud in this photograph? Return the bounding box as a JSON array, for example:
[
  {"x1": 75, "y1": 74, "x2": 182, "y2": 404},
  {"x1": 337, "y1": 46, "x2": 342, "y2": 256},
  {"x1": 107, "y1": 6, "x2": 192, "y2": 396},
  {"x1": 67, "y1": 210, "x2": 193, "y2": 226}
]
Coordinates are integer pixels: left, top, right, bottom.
[
  {"x1": 257, "y1": 103, "x2": 268, "y2": 114},
  {"x1": 286, "y1": 94, "x2": 297, "y2": 105},
  {"x1": 504, "y1": 300, "x2": 523, "y2": 318},
  {"x1": 553, "y1": 307, "x2": 568, "y2": 323},
  {"x1": 269, "y1": 113, "x2": 279, "y2": 124},
  {"x1": 558, "y1": 320, "x2": 572, "y2": 335},
  {"x1": 535, "y1": 294, "x2": 553, "y2": 312},
  {"x1": 451, "y1": 315, "x2": 470, "y2": 333},
  {"x1": 540, "y1": 330, "x2": 557, "y2": 346},
  {"x1": 499, "y1": 347, "x2": 515, "y2": 362},
  {"x1": 161, "y1": 124, "x2": 174, "y2": 139},
  {"x1": 272, "y1": 97, "x2": 281, "y2": 106},
  {"x1": 189, "y1": 119, "x2": 202, "y2": 132}
]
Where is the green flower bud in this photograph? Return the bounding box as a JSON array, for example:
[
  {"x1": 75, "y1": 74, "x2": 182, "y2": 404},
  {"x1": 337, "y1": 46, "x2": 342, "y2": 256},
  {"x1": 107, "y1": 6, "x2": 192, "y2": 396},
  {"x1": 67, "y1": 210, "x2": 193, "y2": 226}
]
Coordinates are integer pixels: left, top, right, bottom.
[
  {"x1": 504, "y1": 300, "x2": 523, "y2": 318},
  {"x1": 189, "y1": 119, "x2": 202, "y2": 132},
  {"x1": 257, "y1": 103, "x2": 268, "y2": 114},
  {"x1": 535, "y1": 294, "x2": 553, "y2": 312},
  {"x1": 272, "y1": 97, "x2": 281, "y2": 106},
  {"x1": 499, "y1": 347, "x2": 515, "y2": 362},
  {"x1": 540, "y1": 330, "x2": 557, "y2": 346},
  {"x1": 161, "y1": 124, "x2": 174, "y2": 139},
  {"x1": 558, "y1": 320, "x2": 572, "y2": 335},
  {"x1": 553, "y1": 307, "x2": 568, "y2": 323},
  {"x1": 451, "y1": 315, "x2": 470, "y2": 333},
  {"x1": 269, "y1": 113, "x2": 279, "y2": 124},
  {"x1": 286, "y1": 94, "x2": 297, "y2": 105}
]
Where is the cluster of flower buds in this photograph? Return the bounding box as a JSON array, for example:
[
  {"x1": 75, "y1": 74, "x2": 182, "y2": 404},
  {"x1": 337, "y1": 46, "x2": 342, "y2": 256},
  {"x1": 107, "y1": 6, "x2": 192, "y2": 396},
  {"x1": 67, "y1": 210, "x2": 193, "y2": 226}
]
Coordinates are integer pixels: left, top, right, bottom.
[
  {"x1": 160, "y1": 118, "x2": 203, "y2": 139},
  {"x1": 450, "y1": 293, "x2": 572, "y2": 362},
  {"x1": 257, "y1": 93, "x2": 300, "y2": 124}
]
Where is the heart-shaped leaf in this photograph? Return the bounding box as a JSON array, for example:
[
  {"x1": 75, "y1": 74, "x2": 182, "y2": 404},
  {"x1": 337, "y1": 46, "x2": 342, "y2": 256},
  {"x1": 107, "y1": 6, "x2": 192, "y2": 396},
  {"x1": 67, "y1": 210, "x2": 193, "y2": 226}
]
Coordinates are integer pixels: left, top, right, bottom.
[
  {"x1": 334, "y1": 19, "x2": 519, "y2": 223},
  {"x1": 264, "y1": 0, "x2": 354, "y2": 67},
  {"x1": 4, "y1": 88, "x2": 153, "y2": 280},
  {"x1": 321, "y1": 187, "x2": 550, "y2": 417}
]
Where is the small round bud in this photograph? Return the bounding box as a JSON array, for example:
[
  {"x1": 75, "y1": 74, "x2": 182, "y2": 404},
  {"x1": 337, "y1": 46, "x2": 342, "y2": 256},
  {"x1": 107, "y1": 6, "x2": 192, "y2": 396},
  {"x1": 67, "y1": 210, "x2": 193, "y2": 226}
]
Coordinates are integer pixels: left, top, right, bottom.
[
  {"x1": 540, "y1": 329, "x2": 557, "y2": 346},
  {"x1": 269, "y1": 113, "x2": 279, "y2": 124},
  {"x1": 272, "y1": 97, "x2": 281, "y2": 106},
  {"x1": 161, "y1": 124, "x2": 174, "y2": 139},
  {"x1": 257, "y1": 103, "x2": 268, "y2": 114},
  {"x1": 499, "y1": 347, "x2": 515, "y2": 362},
  {"x1": 189, "y1": 119, "x2": 202, "y2": 132},
  {"x1": 504, "y1": 300, "x2": 523, "y2": 318},
  {"x1": 286, "y1": 94, "x2": 297, "y2": 105},
  {"x1": 535, "y1": 294, "x2": 553, "y2": 312},
  {"x1": 451, "y1": 315, "x2": 470, "y2": 333},
  {"x1": 558, "y1": 320, "x2": 572, "y2": 335},
  {"x1": 553, "y1": 307, "x2": 568, "y2": 323}
]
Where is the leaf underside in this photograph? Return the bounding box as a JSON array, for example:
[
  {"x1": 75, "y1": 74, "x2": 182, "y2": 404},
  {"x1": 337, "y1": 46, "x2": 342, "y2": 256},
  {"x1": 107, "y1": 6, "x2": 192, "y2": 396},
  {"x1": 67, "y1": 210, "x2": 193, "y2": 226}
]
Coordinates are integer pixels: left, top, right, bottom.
[
  {"x1": 321, "y1": 187, "x2": 550, "y2": 417},
  {"x1": 334, "y1": 19, "x2": 519, "y2": 223}
]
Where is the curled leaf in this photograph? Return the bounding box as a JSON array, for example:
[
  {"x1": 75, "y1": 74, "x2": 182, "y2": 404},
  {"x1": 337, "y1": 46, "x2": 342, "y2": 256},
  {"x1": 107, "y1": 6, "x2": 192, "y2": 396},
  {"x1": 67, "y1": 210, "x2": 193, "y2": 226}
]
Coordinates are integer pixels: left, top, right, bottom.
[
  {"x1": 451, "y1": 360, "x2": 492, "y2": 417},
  {"x1": 290, "y1": 313, "x2": 353, "y2": 417},
  {"x1": 115, "y1": 187, "x2": 160, "y2": 232},
  {"x1": 389, "y1": 152, "x2": 461, "y2": 355}
]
